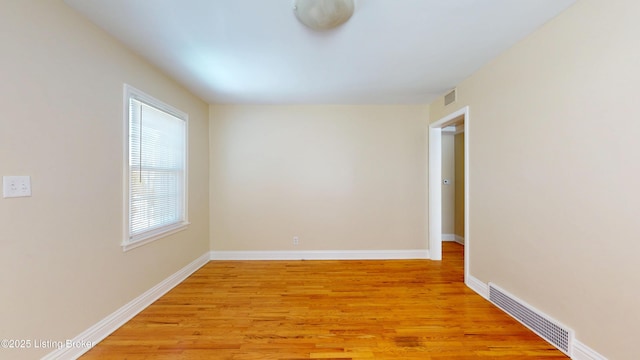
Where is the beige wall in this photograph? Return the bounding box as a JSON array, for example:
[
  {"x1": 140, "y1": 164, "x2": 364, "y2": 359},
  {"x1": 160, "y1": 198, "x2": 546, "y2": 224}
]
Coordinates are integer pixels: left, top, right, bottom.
[
  {"x1": 441, "y1": 133, "x2": 455, "y2": 235},
  {"x1": 429, "y1": 0, "x2": 640, "y2": 358},
  {"x1": 210, "y1": 105, "x2": 429, "y2": 252},
  {"x1": 454, "y1": 133, "x2": 465, "y2": 238},
  {"x1": 0, "y1": 2, "x2": 209, "y2": 359}
]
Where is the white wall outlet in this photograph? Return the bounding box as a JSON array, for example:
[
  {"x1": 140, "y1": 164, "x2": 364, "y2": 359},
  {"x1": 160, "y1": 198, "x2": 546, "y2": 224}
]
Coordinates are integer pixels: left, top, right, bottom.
[
  {"x1": 3, "y1": 176, "x2": 32, "y2": 198},
  {"x1": 293, "y1": 236, "x2": 299, "y2": 246}
]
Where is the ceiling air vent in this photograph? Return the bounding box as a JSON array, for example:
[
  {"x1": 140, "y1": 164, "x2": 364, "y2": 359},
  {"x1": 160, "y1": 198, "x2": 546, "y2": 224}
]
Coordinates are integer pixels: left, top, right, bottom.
[{"x1": 444, "y1": 88, "x2": 457, "y2": 106}]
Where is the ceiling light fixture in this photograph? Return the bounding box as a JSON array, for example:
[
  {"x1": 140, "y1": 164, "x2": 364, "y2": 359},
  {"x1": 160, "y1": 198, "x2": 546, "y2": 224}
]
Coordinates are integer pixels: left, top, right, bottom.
[{"x1": 293, "y1": 0, "x2": 355, "y2": 31}]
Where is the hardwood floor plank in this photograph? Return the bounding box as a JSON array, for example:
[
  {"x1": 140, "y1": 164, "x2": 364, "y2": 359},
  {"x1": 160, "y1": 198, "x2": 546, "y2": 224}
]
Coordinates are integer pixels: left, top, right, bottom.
[{"x1": 81, "y1": 243, "x2": 567, "y2": 359}]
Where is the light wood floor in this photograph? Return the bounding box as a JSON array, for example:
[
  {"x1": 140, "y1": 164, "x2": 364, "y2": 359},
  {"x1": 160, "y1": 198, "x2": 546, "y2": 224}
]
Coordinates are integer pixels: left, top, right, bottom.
[{"x1": 81, "y1": 243, "x2": 567, "y2": 359}]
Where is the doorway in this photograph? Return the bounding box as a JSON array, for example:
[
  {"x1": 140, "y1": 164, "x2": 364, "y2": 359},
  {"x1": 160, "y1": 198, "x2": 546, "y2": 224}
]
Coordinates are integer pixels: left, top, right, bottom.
[
  {"x1": 441, "y1": 126, "x2": 465, "y2": 243},
  {"x1": 429, "y1": 106, "x2": 469, "y2": 283}
]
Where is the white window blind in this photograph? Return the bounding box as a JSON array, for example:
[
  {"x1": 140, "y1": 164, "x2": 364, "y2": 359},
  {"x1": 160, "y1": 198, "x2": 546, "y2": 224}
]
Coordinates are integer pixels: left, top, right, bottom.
[{"x1": 125, "y1": 85, "x2": 188, "y2": 248}]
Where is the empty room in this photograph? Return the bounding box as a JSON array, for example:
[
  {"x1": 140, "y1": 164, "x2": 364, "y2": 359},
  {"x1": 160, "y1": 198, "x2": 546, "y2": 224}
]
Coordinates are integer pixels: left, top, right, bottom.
[{"x1": 1, "y1": 1, "x2": 638, "y2": 359}]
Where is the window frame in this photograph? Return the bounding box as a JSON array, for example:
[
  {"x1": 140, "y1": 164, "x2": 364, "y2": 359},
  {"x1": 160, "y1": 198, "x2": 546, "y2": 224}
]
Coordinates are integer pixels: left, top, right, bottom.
[{"x1": 122, "y1": 84, "x2": 189, "y2": 251}]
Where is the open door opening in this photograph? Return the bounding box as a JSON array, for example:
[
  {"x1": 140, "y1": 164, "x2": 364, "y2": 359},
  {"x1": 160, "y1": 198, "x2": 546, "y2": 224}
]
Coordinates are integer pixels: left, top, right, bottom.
[{"x1": 429, "y1": 106, "x2": 469, "y2": 283}]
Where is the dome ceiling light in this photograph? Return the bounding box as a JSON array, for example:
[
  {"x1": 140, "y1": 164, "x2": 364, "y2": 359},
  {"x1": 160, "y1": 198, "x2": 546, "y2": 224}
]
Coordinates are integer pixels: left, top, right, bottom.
[{"x1": 293, "y1": 0, "x2": 355, "y2": 31}]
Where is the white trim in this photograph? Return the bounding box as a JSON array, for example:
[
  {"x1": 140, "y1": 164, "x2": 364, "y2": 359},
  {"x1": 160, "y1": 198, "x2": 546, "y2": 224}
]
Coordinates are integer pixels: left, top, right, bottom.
[
  {"x1": 572, "y1": 341, "x2": 608, "y2": 360},
  {"x1": 428, "y1": 125, "x2": 442, "y2": 260},
  {"x1": 121, "y1": 222, "x2": 190, "y2": 251},
  {"x1": 442, "y1": 234, "x2": 456, "y2": 241},
  {"x1": 429, "y1": 106, "x2": 470, "y2": 282},
  {"x1": 122, "y1": 84, "x2": 190, "y2": 252},
  {"x1": 121, "y1": 85, "x2": 130, "y2": 251},
  {"x1": 42, "y1": 252, "x2": 210, "y2": 360},
  {"x1": 463, "y1": 108, "x2": 470, "y2": 284},
  {"x1": 465, "y1": 274, "x2": 489, "y2": 300},
  {"x1": 40, "y1": 248, "x2": 608, "y2": 360},
  {"x1": 442, "y1": 234, "x2": 465, "y2": 245},
  {"x1": 210, "y1": 249, "x2": 430, "y2": 261}
]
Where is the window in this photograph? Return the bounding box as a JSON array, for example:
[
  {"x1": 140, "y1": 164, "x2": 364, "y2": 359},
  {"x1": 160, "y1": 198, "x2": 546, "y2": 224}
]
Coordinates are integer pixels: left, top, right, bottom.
[{"x1": 123, "y1": 84, "x2": 188, "y2": 250}]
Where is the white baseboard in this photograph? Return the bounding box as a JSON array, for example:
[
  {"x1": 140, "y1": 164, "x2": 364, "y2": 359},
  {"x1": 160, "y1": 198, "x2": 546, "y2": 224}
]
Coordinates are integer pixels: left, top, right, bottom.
[
  {"x1": 41, "y1": 248, "x2": 607, "y2": 360},
  {"x1": 464, "y1": 275, "x2": 607, "y2": 360},
  {"x1": 465, "y1": 274, "x2": 489, "y2": 299},
  {"x1": 442, "y1": 234, "x2": 465, "y2": 245},
  {"x1": 42, "y1": 252, "x2": 210, "y2": 360},
  {"x1": 572, "y1": 340, "x2": 607, "y2": 360},
  {"x1": 210, "y1": 249, "x2": 430, "y2": 261}
]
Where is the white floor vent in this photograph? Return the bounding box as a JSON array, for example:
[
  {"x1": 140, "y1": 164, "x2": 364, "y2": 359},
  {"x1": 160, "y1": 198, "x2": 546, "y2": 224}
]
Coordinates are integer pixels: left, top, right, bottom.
[{"x1": 488, "y1": 283, "x2": 573, "y2": 356}]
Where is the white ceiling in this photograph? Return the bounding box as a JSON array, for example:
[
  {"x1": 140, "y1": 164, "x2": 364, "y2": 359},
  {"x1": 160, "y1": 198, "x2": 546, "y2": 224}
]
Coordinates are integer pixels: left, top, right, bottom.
[{"x1": 64, "y1": 0, "x2": 576, "y2": 104}]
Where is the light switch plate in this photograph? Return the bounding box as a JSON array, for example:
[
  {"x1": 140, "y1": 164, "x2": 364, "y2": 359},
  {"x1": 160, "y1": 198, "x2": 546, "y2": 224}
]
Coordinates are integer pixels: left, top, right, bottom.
[{"x1": 3, "y1": 176, "x2": 32, "y2": 198}]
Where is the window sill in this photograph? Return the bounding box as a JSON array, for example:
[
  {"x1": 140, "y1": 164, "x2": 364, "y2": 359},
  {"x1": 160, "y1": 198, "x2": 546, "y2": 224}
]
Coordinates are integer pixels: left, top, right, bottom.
[{"x1": 122, "y1": 222, "x2": 190, "y2": 252}]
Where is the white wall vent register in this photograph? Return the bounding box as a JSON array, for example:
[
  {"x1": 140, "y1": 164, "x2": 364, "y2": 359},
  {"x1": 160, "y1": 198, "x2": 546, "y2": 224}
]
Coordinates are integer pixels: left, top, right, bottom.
[{"x1": 489, "y1": 283, "x2": 573, "y2": 355}]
